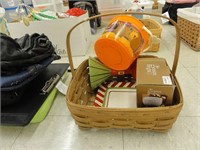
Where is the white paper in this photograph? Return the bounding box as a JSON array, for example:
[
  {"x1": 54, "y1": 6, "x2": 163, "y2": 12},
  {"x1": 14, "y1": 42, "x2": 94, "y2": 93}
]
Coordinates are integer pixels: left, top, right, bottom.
[
  {"x1": 161, "y1": 12, "x2": 170, "y2": 24},
  {"x1": 56, "y1": 81, "x2": 68, "y2": 95}
]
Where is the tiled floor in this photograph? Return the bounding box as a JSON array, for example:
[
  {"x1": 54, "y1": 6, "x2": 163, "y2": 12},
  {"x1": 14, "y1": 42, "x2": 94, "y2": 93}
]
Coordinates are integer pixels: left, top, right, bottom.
[{"x1": 1, "y1": 13, "x2": 200, "y2": 150}]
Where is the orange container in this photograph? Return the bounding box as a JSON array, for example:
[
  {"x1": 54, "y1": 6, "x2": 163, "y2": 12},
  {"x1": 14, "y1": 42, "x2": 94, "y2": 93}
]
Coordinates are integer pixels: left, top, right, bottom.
[{"x1": 95, "y1": 15, "x2": 150, "y2": 71}]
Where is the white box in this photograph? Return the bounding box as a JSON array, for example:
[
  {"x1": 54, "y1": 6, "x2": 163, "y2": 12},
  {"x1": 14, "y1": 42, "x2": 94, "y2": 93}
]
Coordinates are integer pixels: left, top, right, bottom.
[
  {"x1": 32, "y1": 0, "x2": 64, "y2": 12},
  {"x1": 96, "y1": 0, "x2": 123, "y2": 10},
  {"x1": 7, "y1": 12, "x2": 92, "y2": 56}
]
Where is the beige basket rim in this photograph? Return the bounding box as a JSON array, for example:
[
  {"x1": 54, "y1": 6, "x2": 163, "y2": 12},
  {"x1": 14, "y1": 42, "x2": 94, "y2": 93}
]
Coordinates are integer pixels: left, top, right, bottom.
[{"x1": 140, "y1": 18, "x2": 163, "y2": 30}]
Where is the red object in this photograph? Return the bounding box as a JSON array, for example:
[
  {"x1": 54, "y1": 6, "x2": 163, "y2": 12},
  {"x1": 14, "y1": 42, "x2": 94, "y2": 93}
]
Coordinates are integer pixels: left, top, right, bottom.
[
  {"x1": 111, "y1": 60, "x2": 137, "y2": 79},
  {"x1": 66, "y1": 7, "x2": 86, "y2": 16}
]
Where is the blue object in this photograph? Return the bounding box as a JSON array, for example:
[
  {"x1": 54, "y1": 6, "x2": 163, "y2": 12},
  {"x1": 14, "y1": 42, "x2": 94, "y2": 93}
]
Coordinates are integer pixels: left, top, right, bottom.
[{"x1": 1, "y1": 56, "x2": 56, "y2": 91}]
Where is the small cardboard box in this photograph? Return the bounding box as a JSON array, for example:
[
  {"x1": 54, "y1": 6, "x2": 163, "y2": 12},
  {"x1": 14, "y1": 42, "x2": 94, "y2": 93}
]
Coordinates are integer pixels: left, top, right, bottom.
[{"x1": 136, "y1": 57, "x2": 175, "y2": 107}]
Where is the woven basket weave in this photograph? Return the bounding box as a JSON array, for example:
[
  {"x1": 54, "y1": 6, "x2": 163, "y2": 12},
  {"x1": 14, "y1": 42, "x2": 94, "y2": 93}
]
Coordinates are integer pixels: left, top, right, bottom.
[
  {"x1": 177, "y1": 16, "x2": 200, "y2": 51},
  {"x1": 140, "y1": 18, "x2": 162, "y2": 52},
  {"x1": 66, "y1": 12, "x2": 183, "y2": 132}
]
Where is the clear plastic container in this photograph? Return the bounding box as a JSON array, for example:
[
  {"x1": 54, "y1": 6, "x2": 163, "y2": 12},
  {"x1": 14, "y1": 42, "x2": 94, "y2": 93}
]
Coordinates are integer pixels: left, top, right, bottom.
[{"x1": 95, "y1": 15, "x2": 152, "y2": 70}]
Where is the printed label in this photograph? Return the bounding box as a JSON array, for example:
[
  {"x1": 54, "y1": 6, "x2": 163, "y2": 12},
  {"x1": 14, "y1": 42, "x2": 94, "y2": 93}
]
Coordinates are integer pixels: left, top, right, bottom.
[
  {"x1": 162, "y1": 76, "x2": 172, "y2": 85},
  {"x1": 147, "y1": 88, "x2": 162, "y2": 97},
  {"x1": 145, "y1": 64, "x2": 160, "y2": 76},
  {"x1": 53, "y1": 44, "x2": 66, "y2": 56}
]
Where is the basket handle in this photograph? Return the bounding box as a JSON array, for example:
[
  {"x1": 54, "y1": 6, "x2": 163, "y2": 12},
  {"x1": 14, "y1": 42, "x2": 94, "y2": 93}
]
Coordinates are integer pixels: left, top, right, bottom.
[
  {"x1": 66, "y1": 12, "x2": 181, "y2": 78},
  {"x1": 142, "y1": 25, "x2": 153, "y2": 52}
]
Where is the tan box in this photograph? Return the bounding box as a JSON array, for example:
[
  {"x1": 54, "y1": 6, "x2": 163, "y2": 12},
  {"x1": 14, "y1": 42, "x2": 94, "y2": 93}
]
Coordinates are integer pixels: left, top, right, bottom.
[{"x1": 136, "y1": 57, "x2": 175, "y2": 107}]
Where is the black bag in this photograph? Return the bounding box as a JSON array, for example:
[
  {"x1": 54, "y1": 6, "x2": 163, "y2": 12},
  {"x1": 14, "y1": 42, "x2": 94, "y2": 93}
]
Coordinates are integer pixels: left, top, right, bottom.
[
  {"x1": 162, "y1": 2, "x2": 198, "y2": 24},
  {"x1": 1, "y1": 33, "x2": 60, "y2": 75},
  {"x1": 0, "y1": 33, "x2": 61, "y2": 106}
]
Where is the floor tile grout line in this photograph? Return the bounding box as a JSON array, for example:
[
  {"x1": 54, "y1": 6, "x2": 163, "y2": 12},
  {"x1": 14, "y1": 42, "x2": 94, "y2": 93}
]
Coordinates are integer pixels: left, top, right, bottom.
[
  {"x1": 9, "y1": 127, "x2": 24, "y2": 150},
  {"x1": 122, "y1": 129, "x2": 125, "y2": 150},
  {"x1": 185, "y1": 67, "x2": 200, "y2": 85},
  {"x1": 178, "y1": 116, "x2": 200, "y2": 118}
]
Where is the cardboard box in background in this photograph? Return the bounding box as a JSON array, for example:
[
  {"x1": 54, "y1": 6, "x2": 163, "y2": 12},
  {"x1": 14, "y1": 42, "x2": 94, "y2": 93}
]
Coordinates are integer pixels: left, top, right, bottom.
[
  {"x1": 7, "y1": 12, "x2": 91, "y2": 57},
  {"x1": 136, "y1": 57, "x2": 175, "y2": 107}
]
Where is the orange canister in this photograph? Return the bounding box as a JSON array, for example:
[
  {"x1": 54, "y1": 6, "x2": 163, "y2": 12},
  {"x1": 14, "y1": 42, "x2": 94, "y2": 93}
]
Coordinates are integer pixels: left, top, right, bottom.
[{"x1": 95, "y1": 15, "x2": 150, "y2": 70}]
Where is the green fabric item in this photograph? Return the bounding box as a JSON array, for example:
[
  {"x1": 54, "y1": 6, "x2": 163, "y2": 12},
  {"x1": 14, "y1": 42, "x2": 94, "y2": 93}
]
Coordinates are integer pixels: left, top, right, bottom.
[{"x1": 89, "y1": 57, "x2": 111, "y2": 89}]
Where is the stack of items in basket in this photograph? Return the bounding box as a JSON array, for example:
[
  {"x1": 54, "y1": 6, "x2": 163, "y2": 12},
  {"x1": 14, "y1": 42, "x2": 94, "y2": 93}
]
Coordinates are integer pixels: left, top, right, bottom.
[
  {"x1": 89, "y1": 15, "x2": 176, "y2": 109},
  {"x1": 90, "y1": 57, "x2": 176, "y2": 109}
]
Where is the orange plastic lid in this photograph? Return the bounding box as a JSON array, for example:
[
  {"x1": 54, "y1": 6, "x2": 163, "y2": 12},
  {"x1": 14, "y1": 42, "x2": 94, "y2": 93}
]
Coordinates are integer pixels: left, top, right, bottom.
[
  {"x1": 95, "y1": 15, "x2": 149, "y2": 70},
  {"x1": 95, "y1": 34, "x2": 133, "y2": 70}
]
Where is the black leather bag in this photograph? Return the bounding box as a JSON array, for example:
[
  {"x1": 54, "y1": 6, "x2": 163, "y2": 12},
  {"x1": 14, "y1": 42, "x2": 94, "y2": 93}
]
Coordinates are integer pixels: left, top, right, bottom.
[
  {"x1": 0, "y1": 33, "x2": 60, "y2": 106},
  {"x1": 1, "y1": 33, "x2": 60, "y2": 75}
]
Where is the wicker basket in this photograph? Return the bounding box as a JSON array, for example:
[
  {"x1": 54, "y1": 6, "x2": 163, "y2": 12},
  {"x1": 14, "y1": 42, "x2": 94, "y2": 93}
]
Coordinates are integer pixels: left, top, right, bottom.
[
  {"x1": 177, "y1": 8, "x2": 200, "y2": 51},
  {"x1": 177, "y1": 16, "x2": 200, "y2": 51},
  {"x1": 140, "y1": 18, "x2": 162, "y2": 52},
  {"x1": 66, "y1": 12, "x2": 183, "y2": 132}
]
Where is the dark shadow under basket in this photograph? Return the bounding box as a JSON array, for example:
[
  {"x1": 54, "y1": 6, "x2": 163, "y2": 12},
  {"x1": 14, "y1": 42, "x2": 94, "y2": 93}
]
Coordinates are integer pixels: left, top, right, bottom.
[{"x1": 66, "y1": 12, "x2": 183, "y2": 132}]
